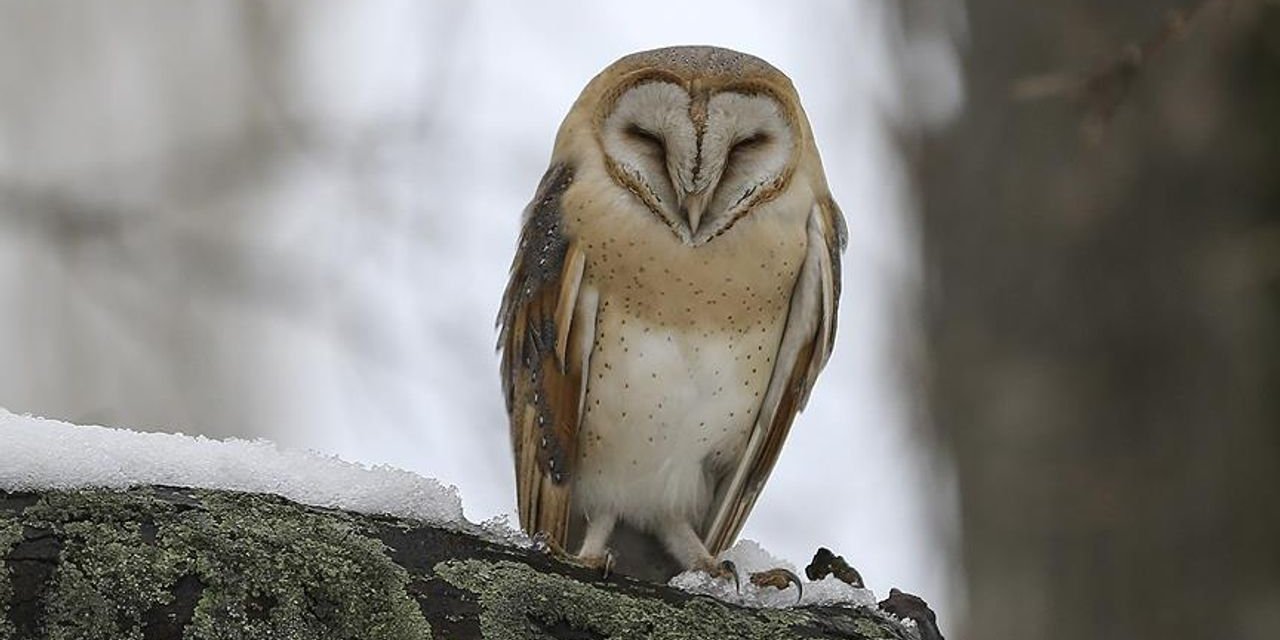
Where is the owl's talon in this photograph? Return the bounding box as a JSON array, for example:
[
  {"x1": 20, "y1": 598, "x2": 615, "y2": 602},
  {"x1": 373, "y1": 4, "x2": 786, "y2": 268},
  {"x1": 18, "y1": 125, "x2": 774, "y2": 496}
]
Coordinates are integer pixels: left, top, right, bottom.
[
  {"x1": 603, "y1": 550, "x2": 616, "y2": 578},
  {"x1": 723, "y1": 559, "x2": 741, "y2": 593},
  {"x1": 719, "y1": 559, "x2": 741, "y2": 593},
  {"x1": 531, "y1": 531, "x2": 575, "y2": 564},
  {"x1": 750, "y1": 568, "x2": 804, "y2": 603},
  {"x1": 575, "y1": 549, "x2": 616, "y2": 579},
  {"x1": 695, "y1": 557, "x2": 741, "y2": 591},
  {"x1": 530, "y1": 531, "x2": 551, "y2": 553}
]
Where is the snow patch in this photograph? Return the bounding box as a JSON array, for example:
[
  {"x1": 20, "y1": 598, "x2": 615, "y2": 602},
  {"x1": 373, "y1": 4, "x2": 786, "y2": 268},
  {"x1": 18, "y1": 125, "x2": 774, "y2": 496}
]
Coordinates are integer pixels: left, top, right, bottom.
[
  {"x1": 476, "y1": 512, "x2": 534, "y2": 548},
  {"x1": 670, "y1": 539, "x2": 877, "y2": 609},
  {"x1": 0, "y1": 408, "x2": 464, "y2": 525}
]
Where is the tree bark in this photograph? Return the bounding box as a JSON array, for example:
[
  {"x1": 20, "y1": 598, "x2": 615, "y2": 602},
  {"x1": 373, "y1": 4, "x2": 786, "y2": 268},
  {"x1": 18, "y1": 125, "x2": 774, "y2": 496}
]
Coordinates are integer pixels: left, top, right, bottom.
[{"x1": 0, "y1": 487, "x2": 921, "y2": 640}]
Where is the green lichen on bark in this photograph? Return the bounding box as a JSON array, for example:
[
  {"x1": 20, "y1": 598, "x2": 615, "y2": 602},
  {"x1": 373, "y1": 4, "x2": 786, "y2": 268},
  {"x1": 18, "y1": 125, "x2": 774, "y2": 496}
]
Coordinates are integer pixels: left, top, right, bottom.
[
  {"x1": 5, "y1": 487, "x2": 919, "y2": 639},
  {"x1": 167, "y1": 491, "x2": 432, "y2": 640},
  {"x1": 0, "y1": 518, "x2": 21, "y2": 640},
  {"x1": 852, "y1": 617, "x2": 892, "y2": 638},
  {"x1": 11, "y1": 488, "x2": 431, "y2": 640},
  {"x1": 435, "y1": 557, "x2": 825, "y2": 640},
  {"x1": 38, "y1": 517, "x2": 183, "y2": 639}
]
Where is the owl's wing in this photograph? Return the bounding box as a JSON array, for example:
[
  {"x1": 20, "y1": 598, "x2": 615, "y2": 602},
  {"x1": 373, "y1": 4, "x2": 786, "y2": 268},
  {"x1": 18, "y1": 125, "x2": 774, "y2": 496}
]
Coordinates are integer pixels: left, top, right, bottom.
[
  {"x1": 498, "y1": 163, "x2": 595, "y2": 548},
  {"x1": 704, "y1": 197, "x2": 846, "y2": 556}
]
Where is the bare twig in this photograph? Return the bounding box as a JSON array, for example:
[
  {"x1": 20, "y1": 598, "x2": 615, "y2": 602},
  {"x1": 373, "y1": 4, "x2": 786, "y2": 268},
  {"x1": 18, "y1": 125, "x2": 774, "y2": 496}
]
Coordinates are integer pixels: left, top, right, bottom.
[{"x1": 1010, "y1": 0, "x2": 1235, "y2": 140}]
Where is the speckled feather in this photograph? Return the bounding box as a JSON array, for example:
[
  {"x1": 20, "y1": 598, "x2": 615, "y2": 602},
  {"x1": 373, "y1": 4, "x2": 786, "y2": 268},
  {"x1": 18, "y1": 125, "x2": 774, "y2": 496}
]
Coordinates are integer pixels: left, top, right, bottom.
[{"x1": 499, "y1": 164, "x2": 584, "y2": 543}]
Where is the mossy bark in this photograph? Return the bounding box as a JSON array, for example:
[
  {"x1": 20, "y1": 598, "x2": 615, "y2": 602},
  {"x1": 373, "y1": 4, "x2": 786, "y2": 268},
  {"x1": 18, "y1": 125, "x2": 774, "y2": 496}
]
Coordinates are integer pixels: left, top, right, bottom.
[{"x1": 0, "y1": 487, "x2": 916, "y2": 640}]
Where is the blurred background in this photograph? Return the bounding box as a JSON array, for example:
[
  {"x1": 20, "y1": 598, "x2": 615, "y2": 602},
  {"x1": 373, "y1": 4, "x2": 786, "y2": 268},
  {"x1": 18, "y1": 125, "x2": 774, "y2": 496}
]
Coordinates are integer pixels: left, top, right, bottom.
[{"x1": 1, "y1": 1, "x2": 1275, "y2": 639}]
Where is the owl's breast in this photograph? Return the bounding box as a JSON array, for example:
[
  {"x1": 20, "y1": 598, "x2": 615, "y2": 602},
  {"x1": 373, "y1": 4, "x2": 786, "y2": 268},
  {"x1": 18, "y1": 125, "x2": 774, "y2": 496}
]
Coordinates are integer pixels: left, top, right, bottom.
[{"x1": 569, "y1": 211, "x2": 805, "y2": 526}]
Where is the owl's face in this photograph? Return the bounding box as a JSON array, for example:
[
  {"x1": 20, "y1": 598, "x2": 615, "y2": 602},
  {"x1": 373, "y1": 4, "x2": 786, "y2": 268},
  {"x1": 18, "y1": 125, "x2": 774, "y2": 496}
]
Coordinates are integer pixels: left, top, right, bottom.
[{"x1": 591, "y1": 54, "x2": 802, "y2": 246}]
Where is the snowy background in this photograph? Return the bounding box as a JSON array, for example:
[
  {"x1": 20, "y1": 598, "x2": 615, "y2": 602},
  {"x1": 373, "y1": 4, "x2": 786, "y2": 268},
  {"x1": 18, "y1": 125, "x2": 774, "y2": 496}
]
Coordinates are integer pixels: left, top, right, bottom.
[{"x1": 0, "y1": 0, "x2": 960, "y2": 627}]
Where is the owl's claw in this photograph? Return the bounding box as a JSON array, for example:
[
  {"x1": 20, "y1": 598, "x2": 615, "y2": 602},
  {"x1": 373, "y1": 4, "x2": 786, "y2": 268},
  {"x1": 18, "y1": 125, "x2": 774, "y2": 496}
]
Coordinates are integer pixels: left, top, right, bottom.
[
  {"x1": 602, "y1": 550, "x2": 616, "y2": 578},
  {"x1": 720, "y1": 559, "x2": 741, "y2": 593},
  {"x1": 750, "y1": 568, "x2": 804, "y2": 603},
  {"x1": 577, "y1": 549, "x2": 616, "y2": 579},
  {"x1": 699, "y1": 558, "x2": 741, "y2": 592},
  {"x1": 531, "y1": 531, "x2": 569, "y2": 558}
]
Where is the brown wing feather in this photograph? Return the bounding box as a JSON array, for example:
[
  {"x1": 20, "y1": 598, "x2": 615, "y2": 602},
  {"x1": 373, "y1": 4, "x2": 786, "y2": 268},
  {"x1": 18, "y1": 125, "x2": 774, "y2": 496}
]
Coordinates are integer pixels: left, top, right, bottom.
[
  {"x1": 498, "y1": 164, "x2": 591, "y2": 546},
  {"x1": 704, "y1": 198, "x2": 845, "y2": 555}
]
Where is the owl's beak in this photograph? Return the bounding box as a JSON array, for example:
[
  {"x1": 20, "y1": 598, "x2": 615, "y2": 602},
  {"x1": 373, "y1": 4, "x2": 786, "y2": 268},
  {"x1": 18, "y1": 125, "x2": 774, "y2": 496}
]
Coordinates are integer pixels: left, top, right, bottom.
[{"x1": 680, "y1": 189, "x2": 710, "y2": 236}]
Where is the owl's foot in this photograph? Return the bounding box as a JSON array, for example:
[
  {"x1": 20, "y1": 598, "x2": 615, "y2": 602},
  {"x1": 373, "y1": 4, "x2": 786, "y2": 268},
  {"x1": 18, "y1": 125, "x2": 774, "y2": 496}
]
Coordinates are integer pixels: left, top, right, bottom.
[
  {"x1": 698, "y1": 558, "x2": 741, "y2": 592},
  {"x1": 749, "y1": 567, "x2": 804, "y2": 602},
  {"x1": 531, "y1": 531, "x2": 570, "y2": 558},
  {"x1": 577, "y1": 549, "x2": 616, "y2": 579},
  {"x1": 535, "y1": 532, "x2": 617, "y2": 578}
]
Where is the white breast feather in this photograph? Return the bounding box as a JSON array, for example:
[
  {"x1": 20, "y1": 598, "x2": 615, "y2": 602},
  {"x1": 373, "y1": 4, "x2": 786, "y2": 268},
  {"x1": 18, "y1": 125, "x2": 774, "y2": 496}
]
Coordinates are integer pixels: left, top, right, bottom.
[{"x1": 574, "y1": 302, "x2": 785, "y2": 532}]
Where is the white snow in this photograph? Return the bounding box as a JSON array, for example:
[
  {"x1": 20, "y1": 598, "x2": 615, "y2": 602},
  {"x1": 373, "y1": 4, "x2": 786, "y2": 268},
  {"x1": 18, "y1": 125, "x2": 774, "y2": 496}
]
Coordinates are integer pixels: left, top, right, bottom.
[
  {"x1": 670, "y1": 539, "x2": 878, "y2": 609},
  {"x1": 0, "y1": 407, "x2": 464, "y2": 526},
  {"x1": 0, "y1": 407, "x2": 881, "y2": 610},
  {"x1": 476, "y1": 512, "x2": 534, "y2": 548}
]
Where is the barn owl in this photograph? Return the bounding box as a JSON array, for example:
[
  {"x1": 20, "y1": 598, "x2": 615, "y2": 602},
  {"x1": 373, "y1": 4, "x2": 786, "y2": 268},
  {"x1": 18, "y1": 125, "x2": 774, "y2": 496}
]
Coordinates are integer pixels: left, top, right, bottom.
[{"x1": 499, "y1": 46, "x2": 844, "y2": 589}]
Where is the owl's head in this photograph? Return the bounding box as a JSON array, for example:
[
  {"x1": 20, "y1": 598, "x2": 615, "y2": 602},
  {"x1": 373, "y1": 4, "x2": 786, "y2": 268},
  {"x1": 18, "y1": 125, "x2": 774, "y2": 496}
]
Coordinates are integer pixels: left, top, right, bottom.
[{"x1": 564, "y1": 46, "x2": 819, "y2": 245}]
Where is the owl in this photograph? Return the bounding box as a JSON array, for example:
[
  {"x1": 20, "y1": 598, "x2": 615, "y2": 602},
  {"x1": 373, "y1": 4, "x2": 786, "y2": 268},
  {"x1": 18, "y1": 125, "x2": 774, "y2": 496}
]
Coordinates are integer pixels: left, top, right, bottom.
[{"x1": 499, "y1": 46, "x2": 844, "y2": 588}]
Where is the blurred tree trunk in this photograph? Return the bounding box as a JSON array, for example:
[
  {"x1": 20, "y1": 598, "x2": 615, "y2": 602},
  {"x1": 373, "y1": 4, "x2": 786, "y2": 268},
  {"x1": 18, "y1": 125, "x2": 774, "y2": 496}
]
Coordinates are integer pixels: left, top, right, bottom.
[{"x1": 914, "y1": 1, "x2": 1280, "y2": 639}]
